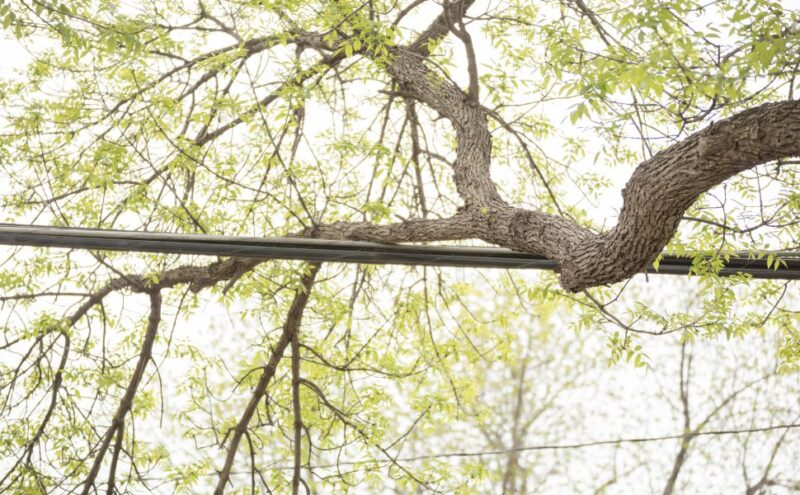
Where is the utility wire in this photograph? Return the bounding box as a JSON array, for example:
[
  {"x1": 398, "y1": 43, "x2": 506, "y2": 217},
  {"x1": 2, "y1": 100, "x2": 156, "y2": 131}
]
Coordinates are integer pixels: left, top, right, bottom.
[
  {"x1": 385, "y1": 422, "x2": 800, "y2": 462},
  {"x1": 219, "y1": 422, "x2": 800, "y2": 471},
  {"x1": 1, "y1": 223, "x2": 800, "y2": 279}
]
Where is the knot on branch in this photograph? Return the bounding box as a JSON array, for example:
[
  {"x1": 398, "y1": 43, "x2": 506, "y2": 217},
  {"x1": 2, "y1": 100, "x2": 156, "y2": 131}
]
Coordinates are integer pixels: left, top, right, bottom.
[{"x1": 697, "y1": 127, "x2": 735, "y2": 159}]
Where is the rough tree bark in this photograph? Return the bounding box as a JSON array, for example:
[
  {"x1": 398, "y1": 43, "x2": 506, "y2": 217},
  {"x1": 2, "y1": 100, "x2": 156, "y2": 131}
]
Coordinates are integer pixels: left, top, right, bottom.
[
  {"x1": 304, "y1": 0, "x2": 800, "y2": 292},
  {"x1": 45, "y1": 1, "x2": 796, "y2": 298}
]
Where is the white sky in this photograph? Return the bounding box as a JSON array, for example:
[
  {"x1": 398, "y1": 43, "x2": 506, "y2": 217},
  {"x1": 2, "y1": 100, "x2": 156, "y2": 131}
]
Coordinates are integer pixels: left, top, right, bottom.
[{"x1": 0, "y1": 1, "x2": 799, "y2": 493}]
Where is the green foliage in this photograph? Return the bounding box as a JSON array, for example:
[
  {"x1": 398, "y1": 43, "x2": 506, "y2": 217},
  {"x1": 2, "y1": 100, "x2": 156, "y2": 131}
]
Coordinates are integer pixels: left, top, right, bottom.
[{"x1": 0, "y1": 0, "x2": 799, "y2": 492}]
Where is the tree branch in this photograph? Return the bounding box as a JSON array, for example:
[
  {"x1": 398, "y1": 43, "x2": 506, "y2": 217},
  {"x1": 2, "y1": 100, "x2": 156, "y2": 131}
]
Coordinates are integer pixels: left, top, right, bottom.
[
  {"x1": 81, "y1": 290, "x2": 162, "y2": 495},
  {"x1": 213, "y1": 264, "x2": 319, "y2": 495},
  {"x1": 380, "y1": 2, "x2": 800, "y2": 291},
  {"x1": 291, "y1": 311, "x2": 303, "y2": 495}
]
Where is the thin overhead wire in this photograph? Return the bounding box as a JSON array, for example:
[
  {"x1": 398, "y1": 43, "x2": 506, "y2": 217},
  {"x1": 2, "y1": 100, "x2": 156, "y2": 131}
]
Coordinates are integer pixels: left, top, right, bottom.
[
  {"x1": 231, "y1": 422, "x2": 800, "y2": 470},
  {"x1": 1, "y1": 223, "x2": 799, "y2": 279}
]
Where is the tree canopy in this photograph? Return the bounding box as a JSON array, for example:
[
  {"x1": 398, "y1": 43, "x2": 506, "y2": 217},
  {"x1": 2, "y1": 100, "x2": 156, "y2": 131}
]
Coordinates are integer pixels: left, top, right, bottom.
[{"x1": 0, "y1": 0, "x2": 799, "y2": 493}]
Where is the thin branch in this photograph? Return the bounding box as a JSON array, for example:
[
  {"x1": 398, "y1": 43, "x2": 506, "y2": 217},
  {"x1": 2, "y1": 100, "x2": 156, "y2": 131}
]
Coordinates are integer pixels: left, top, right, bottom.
[
  {"x1": 291, "y1": 310, "x2": 303, "y2": 495},
  {"x1": 213, "y1": 264, "x2": 319, "y2": 495},
  {"x1": 81, "y1": 290, "x2": 162, "y2": 495}
]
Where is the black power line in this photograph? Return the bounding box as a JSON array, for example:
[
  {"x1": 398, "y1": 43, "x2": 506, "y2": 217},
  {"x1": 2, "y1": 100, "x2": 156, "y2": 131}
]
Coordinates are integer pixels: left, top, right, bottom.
[
  {"x1": 1, "y1": 223, "x2": 799, "y2": 280},
  {"x1": 289, "y1": 422, "x2": 800, "y2": 467}
]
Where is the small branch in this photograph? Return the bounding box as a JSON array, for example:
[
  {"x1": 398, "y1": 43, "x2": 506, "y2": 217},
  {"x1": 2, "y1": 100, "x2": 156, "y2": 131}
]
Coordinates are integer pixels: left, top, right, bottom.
[
  {"x1": 662, "y1": 343, "x2": 692, "y2": 495},
  {"x1": 406, "y1": 100, "x2": 429, "y2": 218},
  {"x1": 214, "y1": 265, "x2": 319, "y2": 495},
  {"x1": 106, "y1": 424, "x2": 124, "y2": 495},
  {"x1": 81, "y1": 290, "x2": 162, "y2": 495},
  {"x1": 443, "y1": 0, "x2": 480, "y2": 102},
  {"x1": 291, "y1": 312, "x2": 303, "y2": 495}
]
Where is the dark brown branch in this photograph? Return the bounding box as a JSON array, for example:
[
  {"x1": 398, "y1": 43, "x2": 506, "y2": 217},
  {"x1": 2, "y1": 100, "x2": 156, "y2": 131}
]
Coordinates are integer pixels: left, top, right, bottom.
[
  {"x1": 291, "y1": 313, "x2": 303, "y2": 495},
  {"x1": 0, "y1": 283, "x2": 120, "y2": 490},
  {"x1": 662, "y1": 343, "x2": 692, "y2": 495},
  {"x1": 81, "y1": 290, "x2": 162, "y2": 495},
  {"x1": 442, "y1": 0, "x2": 480, "y2": 102},
  {"x1": 303, "y1": 213, "x2": 473, "y2": 242},
  {"x1": 406, "y1": 100, "x2": 428, "y2": 217},
  {"x1": 555, "y1": 99, "x2": 800, "y2": 290},
  {"x1": 106, "y1": 422, "x2": 124, "y2": 495},
  {"x1": 213, "y1": 265, "x2": 319, "y2": 495},
  {"x1": 408, "y1": 0, "x2": 476, "y2": 56},
  {"x1": 381, "y1": 2, "x2": 800, "y2": 291}
]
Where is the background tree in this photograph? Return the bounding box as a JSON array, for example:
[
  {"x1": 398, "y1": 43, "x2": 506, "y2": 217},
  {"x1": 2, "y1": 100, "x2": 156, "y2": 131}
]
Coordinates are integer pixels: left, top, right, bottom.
[
  {"x1": 0, "y1": 0, "x2": 799, "y2": 492},
  {"x1": 393, "y1": 304, "x2": 800, "y2": 494}
]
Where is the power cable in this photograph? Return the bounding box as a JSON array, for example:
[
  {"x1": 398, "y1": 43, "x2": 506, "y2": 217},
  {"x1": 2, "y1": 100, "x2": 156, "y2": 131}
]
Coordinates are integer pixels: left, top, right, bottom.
[{"x1": 1, "y1": 223, "x2": 799, "y2": 279}]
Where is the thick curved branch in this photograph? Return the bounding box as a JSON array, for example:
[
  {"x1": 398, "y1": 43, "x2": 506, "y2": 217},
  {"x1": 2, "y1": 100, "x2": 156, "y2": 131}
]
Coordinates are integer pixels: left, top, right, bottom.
[
  {"x1": 22, "y1": 1, "x2": 800, "y2": 309},
  {"x1": 555, "y1": 99, "x2": 800, "y2": 290},
  {"x1": 382, "y1": 2, "x2": 800, "y2": 291},
  {"x1": 389, "y1": 48, "x2": 499, "y2": 207},
  {"x1": 467, "y1": 99, "x2": 800, "y2": 291},
  {"x1": 83, "y1": 7, "x2": 800, "y2": 298}
]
